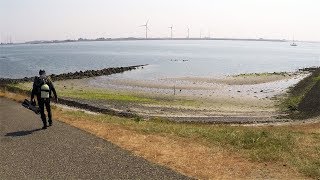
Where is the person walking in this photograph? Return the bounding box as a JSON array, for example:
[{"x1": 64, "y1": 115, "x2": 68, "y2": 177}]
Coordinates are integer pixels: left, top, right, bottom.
[{"x1": 31, "y1": 70, "x2": 58, "y2": 129}]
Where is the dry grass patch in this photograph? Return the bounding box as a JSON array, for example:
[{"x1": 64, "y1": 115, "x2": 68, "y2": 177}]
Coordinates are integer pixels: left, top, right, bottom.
[{"x1": 0, "y1": 91, "x2": 26, "y2": 102}]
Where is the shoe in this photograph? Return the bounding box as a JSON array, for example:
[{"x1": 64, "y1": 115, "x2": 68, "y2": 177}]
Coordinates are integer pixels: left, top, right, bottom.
[
  {"x1": 42, "y1": 126, "x2": 47, "y2": 130},
  {"x1": 49, "y1": 123, "x2": 52, "y2": 127}
]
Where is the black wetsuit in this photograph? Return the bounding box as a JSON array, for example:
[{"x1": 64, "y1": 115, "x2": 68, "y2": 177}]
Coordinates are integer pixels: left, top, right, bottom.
[{"x1": 31, "y1": 76, "x2": 57, "y2": 127}]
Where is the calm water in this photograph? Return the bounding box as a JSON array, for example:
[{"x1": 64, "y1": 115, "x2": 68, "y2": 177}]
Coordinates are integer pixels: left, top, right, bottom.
[{"x1": 1, "y1": 40, "x2": 319, "y2": 79}]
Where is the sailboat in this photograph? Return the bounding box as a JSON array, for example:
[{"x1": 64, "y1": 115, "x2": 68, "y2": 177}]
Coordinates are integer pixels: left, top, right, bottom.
[{"x1": 290, "y1": 36, "x2": 297, "y2": 46}]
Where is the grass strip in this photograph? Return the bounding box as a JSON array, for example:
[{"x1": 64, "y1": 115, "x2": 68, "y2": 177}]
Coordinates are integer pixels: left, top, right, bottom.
[{"x1": 8, "y1": 82, "x2": 204, "y2": 108}]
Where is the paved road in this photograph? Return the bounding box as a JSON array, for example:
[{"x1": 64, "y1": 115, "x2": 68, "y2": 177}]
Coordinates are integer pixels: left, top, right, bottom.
[{"x1": 0, "y1": 98, "x2": 190, "y2": 179}]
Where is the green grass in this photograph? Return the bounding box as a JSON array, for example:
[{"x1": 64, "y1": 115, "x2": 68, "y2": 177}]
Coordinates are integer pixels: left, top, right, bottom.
[
  {"x1": 280, "y1": 95, "x2": 303, "y2": 112},
  {"x1": 9, "y1": 82, "x2": 159, "y2": 103},
  {"x1": 6, "y1": 83, "x2": 30, "y2": 90},
  {"x1": 59, "y1": 89, "x2": 157, "y2": 103},
  {"x1": 234, "y1": 72, "x2": 289, "y2": 77},
  {"x1": 11, "y1": 81, "x2": 207, "y2": 108},
  {"x1": 62, "y1": 110, "x2": 320, "y2": 179},
  {"x1": 59, "y1": 88, "x2": 205, "y2": 108}
]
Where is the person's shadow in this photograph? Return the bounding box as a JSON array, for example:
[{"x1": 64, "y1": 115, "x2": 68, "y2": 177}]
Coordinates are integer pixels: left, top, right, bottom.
[{"x1": 5, "y1": 128, "x2": 42, "y2": 137}]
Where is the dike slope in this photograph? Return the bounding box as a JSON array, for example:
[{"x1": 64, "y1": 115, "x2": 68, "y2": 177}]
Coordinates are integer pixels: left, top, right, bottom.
[{"x1": 282, "y1": 67, "x2": 320, "y2": 118}]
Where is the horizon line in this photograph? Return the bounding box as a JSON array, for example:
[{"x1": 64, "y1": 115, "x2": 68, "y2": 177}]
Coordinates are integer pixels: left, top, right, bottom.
[{"x1": 2, "y1": 37, "x2": 320, "y2": 45}]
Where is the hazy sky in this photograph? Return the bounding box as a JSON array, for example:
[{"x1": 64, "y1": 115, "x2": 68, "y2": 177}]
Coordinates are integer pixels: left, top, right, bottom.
[{"x1": 1, "y1": 0, "x2": 320, "y2": 42}]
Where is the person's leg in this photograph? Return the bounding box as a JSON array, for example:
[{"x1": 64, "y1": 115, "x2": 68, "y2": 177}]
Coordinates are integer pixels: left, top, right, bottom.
[
  {"x1": 45, "y1": 99, "x2": 52, "y2": 126},
  {"x1": 38, "y1": 98, "x2": 47, "y2": 129}
]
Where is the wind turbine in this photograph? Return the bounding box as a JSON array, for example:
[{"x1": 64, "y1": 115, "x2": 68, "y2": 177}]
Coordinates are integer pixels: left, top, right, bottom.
[
  {"x1": 140, "y1": 20, "x2": 149, "y2": 39},
  {"x1": 168, "y1": 25, "x2": 173, "y2": 39}
]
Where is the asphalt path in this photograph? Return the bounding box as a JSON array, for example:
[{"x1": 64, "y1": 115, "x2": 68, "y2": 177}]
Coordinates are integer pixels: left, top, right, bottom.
[{"x1": 0, "y1": 98, "x2": 190, "y2": 179}]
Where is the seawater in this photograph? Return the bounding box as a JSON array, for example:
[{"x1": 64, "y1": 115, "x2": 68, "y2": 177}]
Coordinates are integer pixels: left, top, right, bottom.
[{"x1": 0, "y1": 40, "x2": 319, "y2": 79}]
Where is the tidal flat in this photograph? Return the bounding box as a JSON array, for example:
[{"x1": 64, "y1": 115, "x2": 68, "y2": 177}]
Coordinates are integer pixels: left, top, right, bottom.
[{"x1": 15, "y1": 70, "x2": 309, "y2": 123}]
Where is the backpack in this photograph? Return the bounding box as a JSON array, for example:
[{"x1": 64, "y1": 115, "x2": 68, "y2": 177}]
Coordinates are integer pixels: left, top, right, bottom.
[{"x1": 37, "y1": 75, "x2": 50, "y2": 98}]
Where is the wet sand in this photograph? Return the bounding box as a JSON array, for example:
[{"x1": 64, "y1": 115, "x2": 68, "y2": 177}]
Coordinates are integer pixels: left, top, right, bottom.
[{"x1": 86, "y1": 71, "x2": 308, "y2": 101}]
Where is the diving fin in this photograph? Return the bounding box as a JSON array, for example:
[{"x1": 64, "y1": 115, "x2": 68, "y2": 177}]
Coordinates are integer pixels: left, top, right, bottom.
[{"x1": 22, "y1": 99, "x2": 40, "y2": 115}]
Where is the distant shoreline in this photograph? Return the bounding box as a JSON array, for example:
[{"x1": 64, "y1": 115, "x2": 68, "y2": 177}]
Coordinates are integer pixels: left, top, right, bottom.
[
  {"x1": 0, "y1": 37, "x2": 299, "y2": 46},
  {"x1": 1, "y1": 37, "x2": 319, "y2": 46}
]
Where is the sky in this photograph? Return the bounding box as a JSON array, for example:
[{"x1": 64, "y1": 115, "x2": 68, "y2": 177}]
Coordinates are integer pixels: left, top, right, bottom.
[{"x1": 1, "y1": 0, "x2": 320, "y2": 43}]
